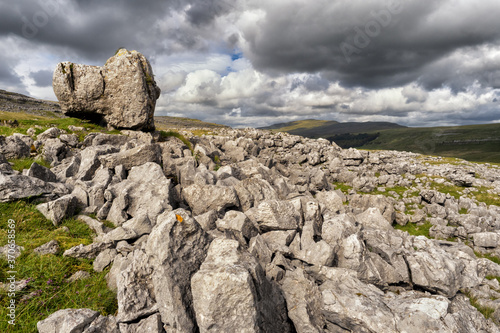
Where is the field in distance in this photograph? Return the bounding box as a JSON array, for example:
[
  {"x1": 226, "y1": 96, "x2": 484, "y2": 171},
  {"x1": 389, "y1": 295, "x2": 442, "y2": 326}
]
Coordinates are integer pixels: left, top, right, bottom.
[{"x1": 262, "y1": 119, "x2": 500, "y2": 163}]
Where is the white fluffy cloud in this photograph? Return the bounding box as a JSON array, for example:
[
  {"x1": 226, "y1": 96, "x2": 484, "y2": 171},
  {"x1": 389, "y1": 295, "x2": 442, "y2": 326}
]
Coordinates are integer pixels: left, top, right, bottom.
[{"x1": 1, "y1": 0, "x2": 500, "y2": 127}]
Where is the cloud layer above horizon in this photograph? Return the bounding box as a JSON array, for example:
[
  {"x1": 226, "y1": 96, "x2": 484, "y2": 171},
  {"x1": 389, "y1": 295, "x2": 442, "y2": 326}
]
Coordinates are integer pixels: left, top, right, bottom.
[{"x1": 1, "y1": 0, "x2": 500, "y2": 127}]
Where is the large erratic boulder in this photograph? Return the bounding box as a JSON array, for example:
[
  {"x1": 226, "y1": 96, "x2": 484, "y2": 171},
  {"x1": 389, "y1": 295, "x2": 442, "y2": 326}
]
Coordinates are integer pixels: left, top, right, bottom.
[{"x1": 52, "y1": 48, "x2": 160, "y2": 131}]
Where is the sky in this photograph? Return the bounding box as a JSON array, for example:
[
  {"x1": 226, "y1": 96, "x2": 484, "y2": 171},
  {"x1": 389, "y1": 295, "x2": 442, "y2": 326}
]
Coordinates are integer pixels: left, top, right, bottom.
[{"x1": 1, "y1": 0, "x2": 500, "y2": 128}]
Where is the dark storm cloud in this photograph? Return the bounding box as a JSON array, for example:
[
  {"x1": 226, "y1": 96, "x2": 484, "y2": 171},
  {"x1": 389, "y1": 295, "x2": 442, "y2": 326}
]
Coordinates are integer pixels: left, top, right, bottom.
[
  {"x1": 0, "y1": 66, "x2": 22, "y2": 86},
  {"x1": 0, "y1": 0, "x2": 231, "y2": 63},
  {"x1": 291, "y1": 75, "x2": 330, "y2": 92},
  {"x1": 31, "y1": 69, "x2": 53, "y2": 87},
  {"x1": 239, "y1": 0, "x2": 500, "y2": 90},
  {"x1": 185, "y1": 0, "x2": 235, "y2": 26},
  {"x1": 0, "y1": 49, "x2": 28, "y2": 93}
]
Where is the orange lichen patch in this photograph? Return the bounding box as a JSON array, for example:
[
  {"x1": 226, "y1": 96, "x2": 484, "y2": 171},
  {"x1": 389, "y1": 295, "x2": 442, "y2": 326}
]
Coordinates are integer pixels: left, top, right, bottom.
[{"x1": 176, "y1": 214, "x2": 183, "y2": 222}]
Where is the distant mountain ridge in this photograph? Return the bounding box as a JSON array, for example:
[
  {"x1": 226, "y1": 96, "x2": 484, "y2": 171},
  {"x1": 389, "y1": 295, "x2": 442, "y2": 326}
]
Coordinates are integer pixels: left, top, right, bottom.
[
  {"x1": 261, "y1": 118, "x2": 500, "y2": 163},
  {"x1": 259, "y1": 119, "x2": 405, "y2": 137},
  {"x1": 0, "y1": 89, "x2": 62, "y2": 116}
]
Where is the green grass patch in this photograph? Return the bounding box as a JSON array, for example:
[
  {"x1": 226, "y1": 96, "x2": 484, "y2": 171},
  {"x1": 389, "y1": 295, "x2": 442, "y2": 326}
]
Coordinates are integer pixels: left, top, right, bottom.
[
  {"x1": 0, "y1": 110, "x2": 119, "y2": 141},
  {"x1": 0, "y1": 201, "x2": 117, "y2": 332},
  {"x1": 418, "y1": 156, "x2": 466, "y2": 166},
  {"x1": 190, "y1": 129, "x2": 214, "y2": 137},
  {"x1": 485, "y1": 275, "x2": 500, "y2": 285},
  {"x1": 474, "y1": 251, "x2": 500, "y2": 266},
  {"x1": 333, "y1": 182, "x2": 352, "y2": 195},
  {"x1": 474, "y1": 187, "x2": 500, "y2": 207},
  {"x1": 8, "y1": 157, "x2": 51, "y2": 172},
  {"x1": 359, "y1": 123, "x2": 500, "y2": 163},
  {"x1": 266, "y1": 119, "x2": 332, "y2": 133},
  {"x1": 463, "y1": 290, "x2": 496, "y2": 322},
  {"x1": 394, "y1": 221, "x2": 432, "y2": 238},
  {"x1": 430, "y1": 182, "x2": 464, "y2": 200},
  {"x1": 159, "y1": 130, "x2": 192, "y2": 151},
  {"x1": 459, "y1": 207, "x2": 468, "y2": 214},
  {"x1": 213, "y1": 155, "x2": 221, "y2": 171}
]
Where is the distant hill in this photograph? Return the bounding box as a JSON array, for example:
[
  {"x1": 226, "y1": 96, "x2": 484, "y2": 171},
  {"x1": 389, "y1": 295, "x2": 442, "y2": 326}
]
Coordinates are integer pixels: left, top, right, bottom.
[
  {"x1": 260, "y1": 119, "x2": 405, "y2": 140},
  {"x1": 261, "y1": 118, "x2": 500, "y2": 163},
  {"x1": 0, "y1": 89, "x2": 62, "y2": 117},
  {"x1": 359, "y1": 123, "x2": 500, "y2": 163},
  {"x1": 154, "y1": 116, "x2": 230, "y2": 131},
  {"x1": 261, "y1": 119, "x2": 336, "y2": 131}
]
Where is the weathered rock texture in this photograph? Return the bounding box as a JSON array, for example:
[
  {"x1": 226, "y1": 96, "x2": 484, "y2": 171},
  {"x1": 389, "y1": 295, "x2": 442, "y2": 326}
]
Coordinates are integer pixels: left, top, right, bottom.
[
  {"x1": 0, "y1": 122, "x2": 497, "y2": 332},
  {"x1": 53, "y1": 49, "x2": 160, "y2": 131}
]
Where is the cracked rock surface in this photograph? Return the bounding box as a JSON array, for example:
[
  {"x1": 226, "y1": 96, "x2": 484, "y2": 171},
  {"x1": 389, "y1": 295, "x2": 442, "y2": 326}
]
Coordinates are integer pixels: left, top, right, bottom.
[{"x1": 2, "y1": 124, "x2": 499, "y2": 332}]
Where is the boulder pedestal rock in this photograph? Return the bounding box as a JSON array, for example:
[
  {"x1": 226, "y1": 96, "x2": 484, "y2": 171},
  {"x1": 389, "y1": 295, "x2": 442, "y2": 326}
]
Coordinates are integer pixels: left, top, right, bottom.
[{"x1": 53, "y1": 49, "x2": 160, "y2": 131}]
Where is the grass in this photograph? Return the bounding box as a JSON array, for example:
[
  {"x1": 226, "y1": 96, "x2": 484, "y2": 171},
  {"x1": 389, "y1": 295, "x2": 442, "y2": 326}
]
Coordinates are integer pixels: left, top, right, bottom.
[
  {"x1": 474, "y1": 251, "x2": 500, "y2": 266},
  {"x1": 394, "y1": 221, "x2": 432, "y2": 238},
  {"x1": 9, "y1": 158, "x2": 51, "y2": 172},
  {"x1": 266, "y1": 119, "x2": 332, "y2": 133},
  {"x1": 430, "y1": 182, "x2": 464, "y2": 200},
  {"x1": 360, "y1": 123, "x2": 500, "y2": 163},
  {"x1": 159, "y1": 130, "x2": 192, "y2": 151},
  {"x1": 213, "y1": 155, "x2": 221, "y2": 171},
  {"x1": 332, "y1": 182, "x2": 352, "y2": 195},
  {"x1": 190, "y1": 129, "x2": 214, "y2": 137},
  {"x1": 0, "y1": 201, "x2": 117, "y2": 332},
  {"x1": 463, "y1": 290, "x2": 496, "y2": 322},
  {"x1": 474, "y1": 187, "x2": 500, "y2": 207},
  {"x1": 485, "y1": 275, "x2": 500, "y2": 285},
  {"x1": 418, "y1": 156, "x2": 466, "y2": 166},
  {"x1": 0, "y1": 110, "x2": 118, "y2": 141}
]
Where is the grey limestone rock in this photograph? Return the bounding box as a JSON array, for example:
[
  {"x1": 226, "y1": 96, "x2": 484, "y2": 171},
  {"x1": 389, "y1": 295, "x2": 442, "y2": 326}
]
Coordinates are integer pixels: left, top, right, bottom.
[
  {"x1": 82, "y1": 315, "x2": 119, "y2": 333},
  {"x1": 194, "y1": 210, "x2": 218, "y2": 231},
  {"x1": 191, "y1": 238, "x2": 292, "y2": 333},
  {"x1": 318, "y1": 267, "x2": 399, "y2": 333},
  {"x1": 76, "y1": 215, "x2": 107, "y2": 236},
  {"x1": 63, "y1": 241, "x2": 114, "y2": 259},
  {"x1": 216, "y1": 210, "x2": 259, "y2": 243},
  {"x1": 116, "y1": 249, "x2": 158, "y2": 323},
  {"x1": 0, "y1": 244, "x2": 24, "y2": 259},
  {"x1": 356, "y1": 207, "x2": 393, "y2": 230},
  {"x1": 281, "y1": 268, "x2": 326, "y2": 332},
  {"x1": 121, "y1": 215, "x2": 153, "y2": 237},
  {"x1": 145, "y1": 208, "x2": 211, "y2": 332},
  {"x1": 473, "y1": 232, "x2": 500, "y2": 248},
  {"x1": 34, "y1": 240, "x2": 60, "y2": 255},
  {"x1": 75, "y1": 145, "x2": 119, "y2": 181},
  {"x1": 349, "y1": 194, "x2": 396, "y2": 223},
  {"x1": 37, "y1": 308, "x2": 99, "y2": 333},
  {"x1": 53, "y1": 49, "x2": 160, "y2": 131},
  {"x1": 118, "y1": 313, "x2": 163, "y2": 333},
  {"x1": 27, "y1": 161, "x2": 57, "y2": 182},
  {"x1": 99, "y1": 144, "x2": 161, "y2": 170},
  {"x1": 93, "y1": 248, "x2": 117, "y2": 272},
  {"x1": 0, "y1": 172, "x2": 69, "y2": 202},
  {"x1": 36, "y1": 194, "x2": 78, "y2": 226},
  {"x1": 183, "y1": 183, "x2": 240, "y2": 216},
  {"x1": 0, "y1": 134, "x2": 30, "y2": 159},
  {"x1": 108, "y1": 162, "x2": 173, "y2": 226},
  {"x1": 254, "y1": 199, "x2": 301, "y2": 232},
  {"x1": 42, "y1": 138, "x2": 68, "y2": 165},
  {"x1": 37, "y1": 127, "x2": 64, "y2": 142},
  {"x1": 233, "y1": 178, "x2": 279, "y2": 211}
]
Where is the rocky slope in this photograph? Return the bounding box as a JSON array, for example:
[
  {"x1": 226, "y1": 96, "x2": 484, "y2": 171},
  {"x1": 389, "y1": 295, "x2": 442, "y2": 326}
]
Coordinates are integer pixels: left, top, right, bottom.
[
  {"x1": 0, "y1": 90, "x2": 61, "y2": 116},
  {"x1": 1, "y1": 124, "x2": 500, "y2": 332}
]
